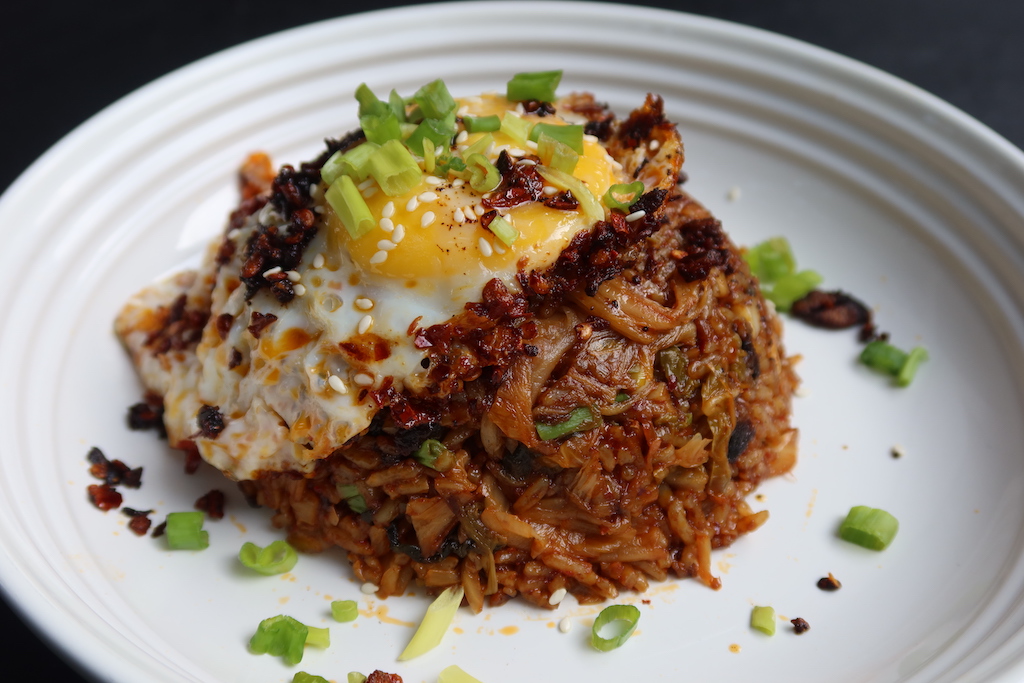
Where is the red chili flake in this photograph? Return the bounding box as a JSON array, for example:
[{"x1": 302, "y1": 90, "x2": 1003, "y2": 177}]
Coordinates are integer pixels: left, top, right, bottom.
[
  {"x1": 151, "y1": 521, "x2": 167, "y2": 538},
  {"x1": 179, "y1": 440, "x2": 202, "y2": 475},
  {"x1": 194, "y1": 490, "x2": 226, "y2": 520},
  {"x1": 215, "y1": 313, "x2": 234, "y2": 339},
  {"x1": 817, "y1": 573, "x2": 842, "y2": 591},
  {"x1": 228, "y1": 348, "x2": 243, "y2": 369},
  {"x1": 541, "y1": 190, "x2": 579, "y2": 211},
  {"x1": 197, "y1": 405, "x2": 225, "y2": 439},
  {"x1": 247, "y1": 311, "x2": 278, "y2": 338},
  {"x1": 86, "y1": 447, "x2": 142, "y2": 488},
  {"x1": 520, "y1": 100, "x2": 556, "y2": 116},
  {"x1": 366, "y1": 671, "x2": 404, "y2": 683},
  {"x1": 87, "y1": 484, "x2": 123, "y2": 511},
  {"x1": 127, "y1": 401, "x2": 165, "y2": 435},
  {"x1": 122, "y1": 508, "x2": 154, "y2": 536},
  {"x1": 791, "y1": 617, "x2": 811, "y2": 634},
  {"x1": 790, "y1": 290, "x2": 871, "y2": 330}
]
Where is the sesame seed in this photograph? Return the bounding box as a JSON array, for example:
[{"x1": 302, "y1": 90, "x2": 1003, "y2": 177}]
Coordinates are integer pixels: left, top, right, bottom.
[
  {"x1": 360, "y1": 582, "x2": 378, "y2": 595},
  {"x1": 558, "y1": 617, "x2": 572, "y2": 633},
  {"x1": 478, "y1": 237, "x2": 494, "y2": 257},
  {"x1": 493, "y1": 242, "x2": 506, "y2": 255},
  {"x1": 379, "y1": 217, "x2": 394, "y2": 233},
  {"x1": 549, "y1": 588, "x2": 567, "y2": 606},
  {"x1": 455, "y1": 130, "x2": 469, "y2": 144},
  {"x1": 625, "y1": 210, "x2": 647, "y2": 223},
  {"x1": 514, "y1": 102, "x2": 525, "y2": 114},
  {"x1": 357, "y1": 178, "x2": 374, "y2": 191},
  {"x1": 794, "y1": 385, "x2": 811, "y2": 398},
  {"x1": 258, "y1": 203, "x2": 276, "y2": 224},
  {"x1": 475, "y1": 203, "x2": 485, "y2": 215},
  {"x1": 227, "y1": 228, "x2": 241, "y2": 240},
  {"x1": 362, "y1": 186, "x2": 378, "y2": 199},
  {"x1": 314, "y1": 205, "x2": 325, "y2": 215},
  {"x1": 285, "y1": 270, "x2": 301, "y2": 283},
  {"x1": 369, "y1": 251, "x2": 388, "y2": 264},
  {"x1": 355, "y1": 297, "x2": 374, "y2": 311},
  {"x1": 454, "y1": 208, "x2": 466, "y2": 223},
  {"x1": 312, "y1": 253, "x2": 325, "y2": 269},
  {"x1": 452, "y1": 178, "x2": 465, "y2": 188},
  {"x1": 457, "y1": 105, "x2": 470, "y2": 116},
  {"x1": 464, "y1": 205, "x2": 477, "y2": 220},
  {"x1": 406, "y1": 197, "x2": 419, "y2": 212},
  {"x1": 495, "y1": 144, "x2": 510, "y2": 155},
  {"x1": 358, "y1": 315, "x2": 373, "y2": 334},
  {"x1": 525, "y1": 140, "x2": 539, "y2": 151},
  {"x1": 327, "y1": 375, "x2": 347, "y2": 394},
  {"x1": 381, "y1": 201, "x2": 395, "y2": 218},
  {"x1": 891, "y1": 444, "x2": 906, "y2": 459},
  {"x1": 309, "y1": 183, "x2": 321, "y2": 198},
  {"x1": 509, "y1": 147, "x2": 526, "y2": 157},
  {"x1": 354, "y1": 373, "x2": 374, "y2": 387},
  {"x1": 418, "y1": 191, "x2": 438, "y2": 202},
  {"x1": 542, "y1": 186, "x2": 559, "y2": 196},
  {"x1": 421, "y1": 211, "x2": 436, "y2": 228},
  {"x1": 377, "y1": 239, "x2": 397, "y2": 251},
  {"x1": 584, "y1": 134, "x2": 599, "y2": 143},
  {"x1": 262, "y1": 266, "x2": 282, "y2": 277},
  {"x1": 649, "y1": 139, "x2": 661, "y2": 151},
  {"x1": 425, "y1": 175, "x2": 443, "y2": 185},
  {"x1": 727, "y1": 186, "x2": 742, "y2": 202},
  {"x1": 292, "y1": 284, "x2": 306, "y2": 296},
  {"x1": 518, "y1": 158, "x2": 537, "y2": 166},
  {"x1": 392, "y1": 224, "x2": 406, "y2": 243}
]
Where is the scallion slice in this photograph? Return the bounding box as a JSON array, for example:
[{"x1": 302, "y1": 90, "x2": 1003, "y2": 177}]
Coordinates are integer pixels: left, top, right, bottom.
[
  {"x1": 463, "y1": 115, "x2": 501, "y2": 133},
  {"x1": 422, "y1": 138, "x2": 437, "y2": 174},
  {"x1": 405, "y1": 116, "x2": 455, "y2": 156},
  {"x1": 355, "y1": 83, "x2": 381, "y2": 117},
  {"x1": 165, "y1": 511, "x2": 208, "y2": 550},
  {"x1": 465, "y1": 153, "x2": 501, "y2": 193},
  {"x1": 506, "y1": 70, "x2": 563, "y2": 102},
  {"x1": 528, "y1": 123, "x2": 583, "y2": 154},
  {"x1": 536, "y1": 406, "x2": 598, "y2": 441},
  {"x1": 499, "y1": 111, "x2": 533, "y2": 147},
  {"x1": 838, "y1": 506, "x2": 899, "y2": 550},
  {"x1": 463, "y1": 133, "x2": 494, "y2": 160},
  {"x1": 321, "y1": 142, "x2": 380, "y2": 185},
  {"x1": 487, "y1": 214, "x2": 519, "y2": 247},
  {"x1": 536, "y1": 134, "x2": 578, "y2": 174},
  {"x1": 535, "y1": 166, "x2": 604, "y2": 223},
  {"x1": 438, "y1": 665, "x2": 486, "y2": 683},
  {"x1": 413, "y1": 439, "x2": 454, "y2": 471},
  {"x1": 331, "y1": 599, "x2": 359, "y2": 623},
  {"x1": 590, "y1": 604, "x2": 640, "y2": 652},
  {"x1": 249, "y1": 615, "x2": 308, "y2": 666},
  {"x1": 897, "y1": 346, "x2": 928, "y2": 387},
  {"x1": 368, "y1": 139, "x2": 423, "y2": 197},
  {"x1": 360, "y1": 108, "x2": 402, "y2": 145},
  {"x1": 326, "y1": 176, "x2": 375, "y2": 240},
  {"x1": 412, "y1": 79, "x2": 457, "y2": 119},
  {"x1": 294, "y1": 673, "x2": 329, "y2": 683},
  {"x1": 388, "y1": 89, "x2": 407, "y2": 122},
  {"x1": 338, "y1": 484, "x2": 369, "y2": 513},
  {"x1": 765, "y1": 270, "x2": 823, "y2": 312},
  {"x1": 860, "y1": 340, "x2": 907, "y2": 376},
  {"x1": 603, "y1": 181, "x2": 645, "y2": 211},
  {"x1": 304, "y1": 626, "x2": 330, "y2": 649},
  {"x1": 347, "y1": 674, "x2": 367, "y2": 683},
  {"x1": 238, "y1": 540, "x2": 298, "y2": 575},
  {"x1": 750, "y1": 606, "x2": 776, "y2": 636},
  {"x1": 744, "y1": 236, "x2": 797, "y2": 285},
  {"x1": 398, "y1": 586, "x2": 465, "y2": 661}
]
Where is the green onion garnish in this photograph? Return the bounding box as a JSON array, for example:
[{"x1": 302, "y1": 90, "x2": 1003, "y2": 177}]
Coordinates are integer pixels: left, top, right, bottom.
[
  {"x1": 321, "y1": 142, "x2": 380, "y2": 185},
  {"x1": 590, "y1": 604, "x2": 640, "y2": 652},
  {"x1": 305, "y1": 626, "x2": 330, "y2": 649},
  {"x1": 405, "y1": 116, "x2": 455, "y2": 156},
  {"x1": 331, "y1": 599, "x2": 359, "y2": 623},
  {"x1": 896, "y1": 346, "x2": 928, "y2": 387},
  {"x1": 463, "y1": 115, "x2": 501, "y2": 133},
  {"x1": 438, "y1": 665, "x2": 486, "y2": 683},
  {"x1": 413, "y1": 439, "x2": 454, "y2": 471},
  {"x1": 360, "y1": 108, "x2": 403, "y2": 145},
  {"x1": 499, "y1": 111, "x2": 533, "y2": 147},
  {"x1": 528, "y1": 123, "x2": 584, "y2": 154},
  {"x1": 355, "y1": 83, "x2": 381, "y2": 117},
  {"x1": 506, "y1": 70, "x2": 563, "y2": 102},
  {"x1": 368, "y1": 139, "x2": 423, "y2": 197},
  {"x1": 535, "y1": 166, "x2": 604, "y2": 223},
  {"x1": 249, "y1": 615, "x2": 308, "y2": 666},
  {"x1": 326, "y1": 176, "x2": 375, "y2": 240},
  {"x1": 338, "y1": 484, "x2": 368, "y2": 513},
  {"x1": 388, "y1": 89, "x2": 407, "y2": 123},
  {"x1": 765, "y1": 270, "x2": 823, "y2": 312},
  {"x1": 465, "y1": 153, "x2": 501, "y2": 193},
  {"x1": 744, "y1": 236, "x2": 797, "y2": 284},
  {"x1": 398, "y1": 586, "x2": 465, "y2": 661},
  {"x1": 536, "y1": 406, "x2": 598, "y2": 441},
  {"x1": 238, "y1": 540, "x2": 298, "y2": 575},
  {"x1": 838, "y1": 506, "x2": 899, "y2": 550},
  {"x1": 462, "y1": 133, "x2": 494, "y2": 159},
  {"x1": 422, "y1": 138, "x2": 437, "y2": 174},
  {"x1": 348, "y1": 674, "x2": 367, "y2": 683},
  {"x1": 293, "y1": 673, "x2": 329, "y2": 683},
  {"x1": 486, "y1": 214, "x2": 519, "y2": 247},
  {"x1": 750, "y1": 606, "x2": 776, "y2": 636},
  {"x1": 614, "y1": 391, "x2": 629, "y2": 403},
  {"x1": 860, "y1": 341, "x2": 928, "y2": 386},
  {"x1": 165, "y1": 511, "x2": 208, "y2": 550},
  {"x1": 536, "y1": 134, "x2": 578, "y2": 174},
  {"x1": 603, "y1": 181, "x2": 646, "y2": 211},
  {"x1": 412, "y1": 79, "x2": 457, "y2": 119}
]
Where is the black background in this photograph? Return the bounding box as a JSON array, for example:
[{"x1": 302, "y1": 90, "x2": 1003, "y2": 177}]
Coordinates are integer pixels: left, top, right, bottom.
[{"x1": 1, "y1": 1, "x2": 1021, "y2": 680}]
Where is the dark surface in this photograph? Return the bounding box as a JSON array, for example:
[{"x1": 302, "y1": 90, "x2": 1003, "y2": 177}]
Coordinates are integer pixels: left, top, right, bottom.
[{"x1": 1, "y1": 1, "x2": 1021, "y2": 680}]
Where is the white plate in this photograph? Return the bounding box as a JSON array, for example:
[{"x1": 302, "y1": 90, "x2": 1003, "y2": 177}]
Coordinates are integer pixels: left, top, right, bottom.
[{"x1": 3, "y1": 3, "x2": 1024, "y2": 682}]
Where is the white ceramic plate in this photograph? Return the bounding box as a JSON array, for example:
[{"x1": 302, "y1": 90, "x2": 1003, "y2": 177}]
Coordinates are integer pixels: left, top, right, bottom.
[{"x1": 3, "y1": 3, "x2": 1024, "y2": 682}]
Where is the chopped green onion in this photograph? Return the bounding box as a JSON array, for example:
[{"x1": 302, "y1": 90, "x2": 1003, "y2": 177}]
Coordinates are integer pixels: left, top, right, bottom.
[
  {"x1": 249, "y1": 615, "x2": 308, "y2": 666},
  {"x1": 838, "y1": 506, "x2": 899, "y2": 550},
  {"x1": 321, "y1": 142, "x2": 380, "y2": 185},
  {"x1": 398, "y1": 586, "x2": 465, "y2": 661},
  {"x1": 438, "y1": 665, "x2": 486, "y2": 683},
  {"x1": 499, "y1": 111, "x2": 533, "y2": 147},
  {"x1": 507, "y1": 70, "x2": 563, "y2": 102},
  {"x1": 536, "y1": 406, "x2": 598, "y2": 441},
  {"x1": 860, "y1": 340, "x2": 907, "y2": 376},
  {"x1": 528, "y1": 123, "x2": 583, "y2": 154},
  {"x1": 897, "y1": 346, "x2": 928, "y2": 387},
  {"x1": 463, "y1": 115, "x2": 501, "y2": 133},
  {"x1": 465, "y1": 153, "x2": 501, "y2": 193},
  {"x1": 360, "y1": 108, "x2": 402, "y2": 145},
  {"x1": 355, "y1": 83, "x2": 381, "y2": 117},
  {"x1": 368, "y1": 139, "x2": 423, "y2": 197},
  {"x1": 590, "y1": 604, "x2": 640, "y2": 652},
  {"x1": 331, "y1": 599, "x2": 359, "y2": 623},
  {"x1": 535, "y1": 166, "x2": 604, "y2": 224},
  {"x1": 338, "y1": 484, "x2": 368, "y2": 513},
  {"x1": 603, "y1": 181, "x2": 645, "y2": 211},
  {"x1": 348, "y1": 674, "x2": 367, "y2": 683},
  {"x1": 388, "y1": 89, "x2": 407, "y2": 122},
  {"x1": 744, "y1": 237, "x2": 797, "y2": 285},
  {"x1": 486, "y1": 214, "x2": 519, "y2": 247},
  {"x1": 165, "y1": 511, "x2": 208, "y2": 550},
  {"x1": 238, "y1": 540, "x2": 298, "y2": 575},
  {"x1": 412, "y1": 79, "x2": 457, "y2": 119},
  {"x1": 405, "y1": 116, "x2": 455, "y2": 156},
  {"x1": 305, "y1": 626, "x2": 330, "y2": 649},
  {"x1": 536, "y1": 134, "x2": 578, "y2": 174},
  {"x1": 293, "y1": 673, "x2": 329, "y2": 683},
  {"x1": 326, "y1": 176, "x2": 375, "y2": 240},
  {"x1": 413, "y1": 439, "x2": 454, "y2": 471},
  {"x1": 422, "y1": 138, "x2": 437, "y2": 174},
  {"x1": 614, "y1": 391, "x2": 629, "y2": 403},
  {"x1": 463, "y1": 133, "x2": 494, "y2": 160},
  {"x1": 765, "y1": 270, "x2": 823, "y2": 312},
  {"x1": 750, "y1": 606, "x2": 776, "y2": 636}
]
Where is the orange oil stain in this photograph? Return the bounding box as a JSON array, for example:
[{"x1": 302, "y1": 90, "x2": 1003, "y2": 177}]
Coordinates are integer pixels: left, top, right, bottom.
[
  {"x1": 805, "y1": 488, "x2": 818, "y2": 519},
  {"x1": 729, "y1": 643, "x2": 741, "y2": 653},
  {"x1": 360, "y1": 603, "x2": 415, "y2": 628},
  {"x1": 453, "y1": 627, "x2": 464, "y2": 635},
  {"x1": 279, "y1": 597, "x2": 290, "y2": 605},
  {"x1": 229, "y1": 515, "x2": 247, "y2": 534},
  {"x1": 499, "y1": 625, "x2": 519, "y2": 636}
]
